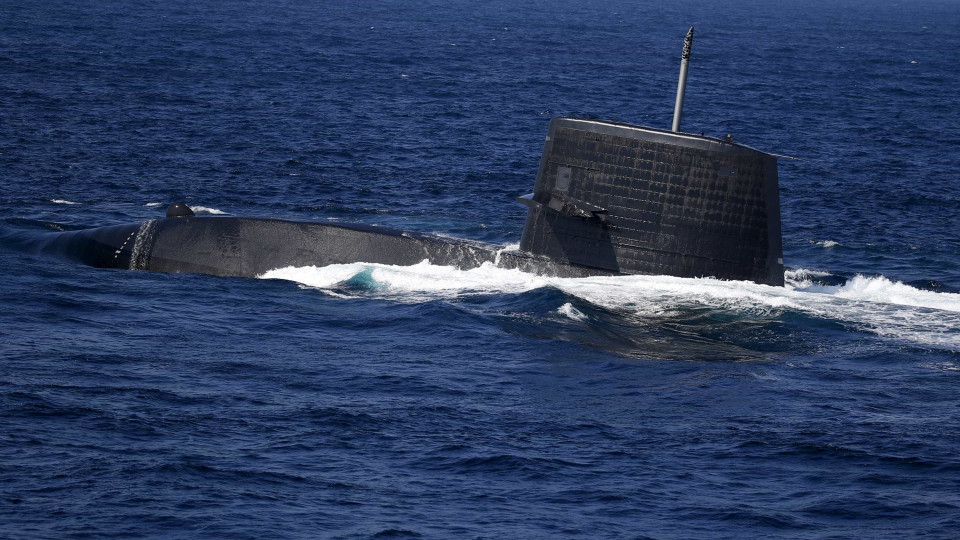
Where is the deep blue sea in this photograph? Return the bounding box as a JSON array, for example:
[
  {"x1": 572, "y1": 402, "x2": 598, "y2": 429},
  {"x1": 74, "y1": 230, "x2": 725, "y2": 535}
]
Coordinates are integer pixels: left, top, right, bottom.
[{"x1": 2, "y1": 0, "x2": 959, "y2": 538}]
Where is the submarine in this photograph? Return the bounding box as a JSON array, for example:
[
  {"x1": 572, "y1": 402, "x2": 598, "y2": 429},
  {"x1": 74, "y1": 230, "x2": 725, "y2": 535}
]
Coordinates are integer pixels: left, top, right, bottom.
[{"x1": 31, "y1": 28, "x2": 785, "y2": 287}]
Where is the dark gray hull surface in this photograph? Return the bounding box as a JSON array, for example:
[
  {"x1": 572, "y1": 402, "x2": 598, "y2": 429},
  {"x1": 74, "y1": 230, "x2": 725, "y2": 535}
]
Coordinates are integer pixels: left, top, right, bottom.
[{"x1": 33, "y1": 217, "x2": 612, "y2": 279}]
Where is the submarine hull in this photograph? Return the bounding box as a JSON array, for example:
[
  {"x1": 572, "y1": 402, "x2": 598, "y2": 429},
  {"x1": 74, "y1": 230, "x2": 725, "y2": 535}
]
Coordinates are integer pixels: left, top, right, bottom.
[
  {"x1": 29, "y1": 117, "x2": 785, "y2": 286},
  {"x1": 36, "y1": 217, "x2": 614, "y2": 279}
]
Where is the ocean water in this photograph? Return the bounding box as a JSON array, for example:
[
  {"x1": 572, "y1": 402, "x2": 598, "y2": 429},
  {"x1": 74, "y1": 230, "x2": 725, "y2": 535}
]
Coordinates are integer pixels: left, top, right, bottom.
[{"x1": 2, "y1": 0, "x2": 959, "y2": 538}]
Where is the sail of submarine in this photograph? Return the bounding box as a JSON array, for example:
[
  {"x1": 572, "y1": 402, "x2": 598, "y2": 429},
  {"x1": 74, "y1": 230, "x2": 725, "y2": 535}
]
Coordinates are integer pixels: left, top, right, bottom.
[{"x1": 30, "y1": 28, "x2": 785, "y2": 286}]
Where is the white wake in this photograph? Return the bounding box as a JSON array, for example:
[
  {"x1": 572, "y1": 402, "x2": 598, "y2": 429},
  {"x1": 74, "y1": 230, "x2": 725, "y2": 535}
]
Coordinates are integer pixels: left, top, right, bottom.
[{"x1": 259, "y1": 261, "x2": 960, "y2": 350}]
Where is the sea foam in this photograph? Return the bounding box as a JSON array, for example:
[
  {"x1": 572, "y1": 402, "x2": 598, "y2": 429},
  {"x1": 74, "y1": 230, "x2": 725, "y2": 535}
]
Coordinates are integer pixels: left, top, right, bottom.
[
  {"x1": 260, "y1": 261, "x2": 960, "y2": 350},
  {"x1": 191, "y1": 206, "x2": 228, "y2": 215}
]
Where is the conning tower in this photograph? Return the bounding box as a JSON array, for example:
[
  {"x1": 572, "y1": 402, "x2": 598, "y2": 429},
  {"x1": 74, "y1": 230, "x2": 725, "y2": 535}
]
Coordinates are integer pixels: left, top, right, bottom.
[{"x1": 517, "y1": 120, "x2": 784, "y2": 285}]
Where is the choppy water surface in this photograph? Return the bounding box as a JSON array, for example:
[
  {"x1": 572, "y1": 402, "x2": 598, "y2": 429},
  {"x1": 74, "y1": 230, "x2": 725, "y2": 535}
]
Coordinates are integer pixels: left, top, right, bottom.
[{"x1": 2, "y1": 0, "x2": 959, "y2": 538}]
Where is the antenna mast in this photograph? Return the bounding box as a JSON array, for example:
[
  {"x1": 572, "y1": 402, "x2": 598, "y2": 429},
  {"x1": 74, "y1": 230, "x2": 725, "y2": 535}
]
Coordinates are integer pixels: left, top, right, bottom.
[{"x1": 671, "y1": 27, "x2": 694, "y2": 133}]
